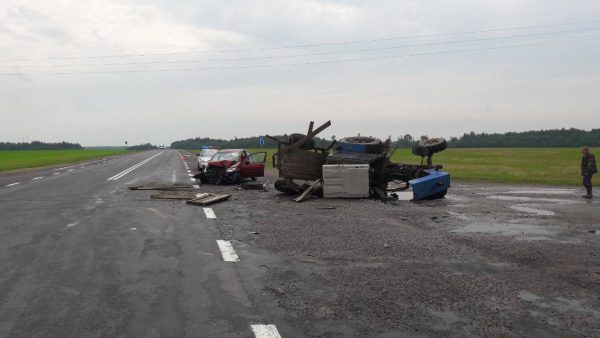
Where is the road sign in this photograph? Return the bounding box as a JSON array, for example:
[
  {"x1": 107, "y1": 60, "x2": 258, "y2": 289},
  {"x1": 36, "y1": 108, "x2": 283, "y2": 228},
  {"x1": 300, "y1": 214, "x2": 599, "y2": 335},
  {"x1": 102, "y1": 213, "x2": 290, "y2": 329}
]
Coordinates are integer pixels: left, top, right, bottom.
[{"x1": 259, "y1": 137, "x2": 265, "y2": 145}]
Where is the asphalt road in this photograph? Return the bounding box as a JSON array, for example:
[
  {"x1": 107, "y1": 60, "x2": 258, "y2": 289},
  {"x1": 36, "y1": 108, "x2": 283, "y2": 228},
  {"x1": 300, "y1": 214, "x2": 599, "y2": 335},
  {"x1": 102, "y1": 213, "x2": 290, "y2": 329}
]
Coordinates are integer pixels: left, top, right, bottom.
[
  {"x1": 0, "y1": 150, "x2": 282, "y2": 338},
  {"x1": 1, "y1": 150, "x2": 599, "y2": 337}
]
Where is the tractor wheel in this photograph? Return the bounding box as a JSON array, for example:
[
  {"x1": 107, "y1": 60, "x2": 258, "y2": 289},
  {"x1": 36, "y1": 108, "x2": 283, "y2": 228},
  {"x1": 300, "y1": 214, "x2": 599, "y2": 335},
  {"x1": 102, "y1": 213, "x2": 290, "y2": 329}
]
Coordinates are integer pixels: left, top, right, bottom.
[
  {"x1": 274, "y1": 179, "x2": 302, "y2": 195},
  {"x1": 411, "y1": 138, "x2": 447, "y2": 157}
]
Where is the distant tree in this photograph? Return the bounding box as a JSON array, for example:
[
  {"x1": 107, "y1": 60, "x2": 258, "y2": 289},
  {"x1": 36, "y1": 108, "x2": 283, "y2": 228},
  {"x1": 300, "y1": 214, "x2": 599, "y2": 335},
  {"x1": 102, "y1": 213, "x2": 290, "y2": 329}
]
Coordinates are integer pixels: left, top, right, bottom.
[
  {"x1": 127, "y1": 143, "x2": 158, "y2": 150},
  {"x1": 0, "y1": 141, "x2": 83, "y2": 150}
]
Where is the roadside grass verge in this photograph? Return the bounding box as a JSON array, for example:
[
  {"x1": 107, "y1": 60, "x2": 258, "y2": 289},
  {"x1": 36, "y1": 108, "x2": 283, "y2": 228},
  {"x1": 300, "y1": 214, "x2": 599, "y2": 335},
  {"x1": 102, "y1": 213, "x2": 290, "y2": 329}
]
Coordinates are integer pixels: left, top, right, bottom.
[
  {"x1": 0, "y1": 149, "x2": 130, "y2": 172},
  {"x1": 390, "y1": 148, "x2": 597, "y2": 186}
]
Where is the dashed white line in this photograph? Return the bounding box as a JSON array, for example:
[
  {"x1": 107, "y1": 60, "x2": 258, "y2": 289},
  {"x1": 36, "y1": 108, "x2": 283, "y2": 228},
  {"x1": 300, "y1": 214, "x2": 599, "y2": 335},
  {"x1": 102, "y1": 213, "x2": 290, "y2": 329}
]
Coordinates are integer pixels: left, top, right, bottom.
[
  {"x1": 67, "y1": 169, "x2": 75, "y2": 172},
  {"x1": 203, "y1": 207, "x2": 216, "y2": 219},
  {"x1": 32, "y1": 176, "x2": 44, "y2": 180},
  {"x1": 216, "y1": 240, "x2": 240, "y2": 262},
  {"x1": 6, "y1": 182, "x2": 21, "y2": 187},
  {"x1": 188, "y1": 173, "x2": 193, "y2": 177},
  {"x1": 190, "y1": 178, "x2": 196, "y2": 182},
  {"x1": 53, "y1": 172, "x2": 61, "y2": 175},
  {"x1": 54, "y1": 164, "x2": 78, "y2": 171},
  {"x1": 193, "y1": 185, "x2": 200, "y2": 189},
  {"x1": 251, "y1": 324, "x2": 281, "y2": 338}
]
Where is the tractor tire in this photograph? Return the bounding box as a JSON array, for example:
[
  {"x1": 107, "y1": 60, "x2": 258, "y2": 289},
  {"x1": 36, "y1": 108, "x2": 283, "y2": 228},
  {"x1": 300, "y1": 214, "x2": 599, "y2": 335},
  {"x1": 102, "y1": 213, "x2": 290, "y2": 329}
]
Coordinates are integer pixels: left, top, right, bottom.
[
  {"x1": 274, "y1": 179, "x2": 302, "y2": 195},
  {"x1": 288, "y1": 133, "x2": 315, "y2": 150},
  {"x1": 411, "y1": 138, "x2": 447, "y2": 157},
  {"x1": 338, "y1": 136, "x2": 385, "y2": 154}
]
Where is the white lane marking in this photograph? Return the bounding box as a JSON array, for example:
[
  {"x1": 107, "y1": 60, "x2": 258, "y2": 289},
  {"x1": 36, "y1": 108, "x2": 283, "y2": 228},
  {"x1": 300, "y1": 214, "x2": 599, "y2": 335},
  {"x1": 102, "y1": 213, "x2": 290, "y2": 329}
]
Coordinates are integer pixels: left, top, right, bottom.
[
  {"x1": 6, "y1": 182, "x2": 21, "y2": 187},
  {"x1": 190, "y1": 178, "x2": 196, "y2": 182},
  {"x1": 32, "y1": 176, "x2": 44, "y2": 180},
  {"x1": 251, "y1": 324, "x2": 281, "y2": 338},
  {"x1": 67, "y1": 169, "x2": 75, "y2": 172},
  {"x1": 53, "y1": 172, "x2": 61, "y2": 175},
  {"x1": 203, "y1": 208, "x2": 216, "y2": 219},
  {"x1": 66, "y1": 222, "x2": 78, "y2": 228},
  {"x1": 54, "y1": 164, "x2": 78, "y2": 171},
  {"x1": 188, "y1": 173, "x2": 193, "y2": 177},
  {"x1": 186, "y1": 170, "x2": 191, "y2": 173},
  {"x1": 193, "y1": 185, "x2": 200, "y2": 189},
  {"x1": 510, "y1": 205, "x2": 556, "y2": 216},
  {"x1": 216, "y1": 240, "x2": 240, "y2": 262},
  {"x1": 107, "y1": 152, "x2": 163, "y2": 181}
]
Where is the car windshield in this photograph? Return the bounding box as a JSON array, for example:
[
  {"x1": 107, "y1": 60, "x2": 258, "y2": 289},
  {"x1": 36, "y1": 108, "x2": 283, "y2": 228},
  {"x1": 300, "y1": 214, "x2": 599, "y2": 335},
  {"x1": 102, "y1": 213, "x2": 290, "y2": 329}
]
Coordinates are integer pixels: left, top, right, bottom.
[
  {"x1": 211, "y1": 151, "x2": 240, "y2": 161},
  {"x1": 200, "y1": 149, "x2": 218, "y2": 158}
]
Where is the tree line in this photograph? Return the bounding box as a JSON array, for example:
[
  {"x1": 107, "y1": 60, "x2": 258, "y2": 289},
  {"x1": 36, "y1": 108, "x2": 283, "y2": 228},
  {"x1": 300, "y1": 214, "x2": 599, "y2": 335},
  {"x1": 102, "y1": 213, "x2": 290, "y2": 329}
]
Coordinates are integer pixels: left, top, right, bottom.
[
  {"x1": 447, "y1": 128, "x2": 600, "y2": 148},
  {"x1": 127, "y1": 143, "x2": 158, "y2": 150},
  {"x1": 394, "y1": 128, "x2": 600, "y2": 148},
  {"x1": 171, "y1": 135, "x2": 332, "y2": 150},
  {"x1": 0, "y1": 141, "x2": 83, "y2": 150}
]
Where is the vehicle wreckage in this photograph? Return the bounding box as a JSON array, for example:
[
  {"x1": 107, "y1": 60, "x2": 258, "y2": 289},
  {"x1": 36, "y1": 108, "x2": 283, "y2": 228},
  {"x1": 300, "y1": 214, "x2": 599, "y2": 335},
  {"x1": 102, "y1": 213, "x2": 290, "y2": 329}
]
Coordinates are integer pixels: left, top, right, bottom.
[{"x1": 267, "y1": 121, "x2": 450, "y2": 201}]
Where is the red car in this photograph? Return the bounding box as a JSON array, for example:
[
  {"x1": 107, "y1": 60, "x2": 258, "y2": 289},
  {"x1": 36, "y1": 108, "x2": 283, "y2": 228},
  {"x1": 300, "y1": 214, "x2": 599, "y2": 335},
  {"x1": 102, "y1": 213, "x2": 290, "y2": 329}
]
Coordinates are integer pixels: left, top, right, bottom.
[{"x1": 200, "y1": 149, "x2": 267, "y2": 184}]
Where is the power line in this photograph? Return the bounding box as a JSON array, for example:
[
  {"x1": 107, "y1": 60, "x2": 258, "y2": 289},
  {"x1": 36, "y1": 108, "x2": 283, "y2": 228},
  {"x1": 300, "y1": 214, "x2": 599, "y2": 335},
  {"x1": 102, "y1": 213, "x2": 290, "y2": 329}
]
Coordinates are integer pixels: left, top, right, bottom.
[
  {"x1": 6, "y1": 26, "x2": 599, "y2": 69},
  {"x1": 1, "y1": 36, "x2": 597, "y2": 76},
  {"x1": 1, "y1": 19, "x2": 600, "y2": 63}
]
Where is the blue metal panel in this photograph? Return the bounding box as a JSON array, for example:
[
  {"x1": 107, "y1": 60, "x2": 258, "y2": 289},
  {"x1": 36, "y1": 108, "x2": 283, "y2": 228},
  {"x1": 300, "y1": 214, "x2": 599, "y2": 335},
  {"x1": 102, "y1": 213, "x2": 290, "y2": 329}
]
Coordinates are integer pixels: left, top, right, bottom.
[
  {"x1": 409, "y1": 169, "x2": 451, "y2": 200},
  {"x1": 337, "y1": 142, "x2": 367, "y2": 153}
]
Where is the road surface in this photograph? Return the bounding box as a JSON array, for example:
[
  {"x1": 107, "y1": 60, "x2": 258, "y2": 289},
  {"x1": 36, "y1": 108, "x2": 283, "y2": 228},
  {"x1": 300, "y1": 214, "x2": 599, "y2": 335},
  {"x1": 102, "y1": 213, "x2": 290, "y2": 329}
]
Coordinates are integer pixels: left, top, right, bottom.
[
  {"x1": 1, "y1": 149, "x2": 599, "y2": 337},
  {"x1": 0, "y1": 150, "x2": 283, "y2": 337}
]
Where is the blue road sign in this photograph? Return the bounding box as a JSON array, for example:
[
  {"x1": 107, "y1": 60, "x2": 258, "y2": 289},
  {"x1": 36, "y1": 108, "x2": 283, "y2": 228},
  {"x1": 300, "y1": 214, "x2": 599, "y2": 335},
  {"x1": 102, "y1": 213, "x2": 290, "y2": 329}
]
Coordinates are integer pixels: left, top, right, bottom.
[{"x1": 259, "y1": 137, "x2": 265, "y2": 145}]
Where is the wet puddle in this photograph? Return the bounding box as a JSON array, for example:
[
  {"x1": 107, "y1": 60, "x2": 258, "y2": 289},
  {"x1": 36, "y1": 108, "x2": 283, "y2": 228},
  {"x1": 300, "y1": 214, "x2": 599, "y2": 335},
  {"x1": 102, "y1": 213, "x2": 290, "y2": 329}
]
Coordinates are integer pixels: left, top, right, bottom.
[
  {"x1": 510, "y1": 205, "x2": 556, "y2": 216},
  {"x1": 505, "y1": 188, "x2": 577, "y2": 195},
  {"x1": 452, "y1": 222, "x2": 552, "y2": 237},
  {"x1": 487, "y1": 195, "x2": 579, "y2": 204}
]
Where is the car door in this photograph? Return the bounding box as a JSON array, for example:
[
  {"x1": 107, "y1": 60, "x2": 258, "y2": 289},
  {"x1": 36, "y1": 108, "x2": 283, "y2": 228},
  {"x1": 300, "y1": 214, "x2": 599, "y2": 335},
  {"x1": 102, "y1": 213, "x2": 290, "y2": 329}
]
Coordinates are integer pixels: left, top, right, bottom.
[{"x1": 239, "y1": 152, "x2": 266, "y2": 178}]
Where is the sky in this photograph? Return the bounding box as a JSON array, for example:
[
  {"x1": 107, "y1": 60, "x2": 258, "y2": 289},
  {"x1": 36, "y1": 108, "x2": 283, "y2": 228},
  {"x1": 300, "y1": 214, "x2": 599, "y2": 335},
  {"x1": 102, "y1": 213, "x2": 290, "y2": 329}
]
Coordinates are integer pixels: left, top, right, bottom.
[{"x1": 0, "y1": 0, "x2": 599, "y2": 146}]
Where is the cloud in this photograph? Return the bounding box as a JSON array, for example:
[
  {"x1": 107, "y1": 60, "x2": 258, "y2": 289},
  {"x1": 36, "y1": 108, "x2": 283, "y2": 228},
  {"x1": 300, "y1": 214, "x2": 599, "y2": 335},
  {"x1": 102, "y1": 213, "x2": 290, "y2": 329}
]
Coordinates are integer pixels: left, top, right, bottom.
[
  {"x1": 0, "y1": 0, "x2": 248, "y2": 59},
  {"x1": 0, "y1": 1, "x2": 598, "y2": 145}
]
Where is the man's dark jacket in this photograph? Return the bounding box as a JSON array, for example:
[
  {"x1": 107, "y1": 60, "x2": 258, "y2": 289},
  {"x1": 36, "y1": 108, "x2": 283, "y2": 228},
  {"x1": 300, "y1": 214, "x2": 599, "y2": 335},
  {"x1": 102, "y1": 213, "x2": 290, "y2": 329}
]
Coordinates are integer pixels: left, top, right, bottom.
[{"x1": 582, "y1": 153, "x2": 598, "y2": 176}]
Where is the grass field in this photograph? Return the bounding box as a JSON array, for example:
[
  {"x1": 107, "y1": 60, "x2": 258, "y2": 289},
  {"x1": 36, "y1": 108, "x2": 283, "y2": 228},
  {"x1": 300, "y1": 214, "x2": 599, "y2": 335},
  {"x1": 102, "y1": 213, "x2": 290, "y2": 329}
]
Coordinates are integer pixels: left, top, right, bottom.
[
  {"x1": 245, "y1": 147, "x2": 596, "y2": 186},
  {"x1": 0, "y1": 150, "x2": 129, "y2": 172}
]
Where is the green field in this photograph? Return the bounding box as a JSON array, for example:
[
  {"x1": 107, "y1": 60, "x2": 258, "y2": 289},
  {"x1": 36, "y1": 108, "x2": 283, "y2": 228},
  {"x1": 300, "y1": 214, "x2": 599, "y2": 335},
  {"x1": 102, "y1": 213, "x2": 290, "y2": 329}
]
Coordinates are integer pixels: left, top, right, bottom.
[
  {"x1": 0, "y1": 150, "x2": 129, "y2": 172},
  {"x1": 244, "y1": 147, "x2": 596, "y2": 186}
]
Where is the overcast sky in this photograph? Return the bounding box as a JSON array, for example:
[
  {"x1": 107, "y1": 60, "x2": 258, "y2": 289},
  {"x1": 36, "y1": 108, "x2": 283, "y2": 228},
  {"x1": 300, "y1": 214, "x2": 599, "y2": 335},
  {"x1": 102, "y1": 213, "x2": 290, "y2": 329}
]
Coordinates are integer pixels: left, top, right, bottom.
[{"x1": 0, "y1": 0, "x2": 599, "y2": 146}]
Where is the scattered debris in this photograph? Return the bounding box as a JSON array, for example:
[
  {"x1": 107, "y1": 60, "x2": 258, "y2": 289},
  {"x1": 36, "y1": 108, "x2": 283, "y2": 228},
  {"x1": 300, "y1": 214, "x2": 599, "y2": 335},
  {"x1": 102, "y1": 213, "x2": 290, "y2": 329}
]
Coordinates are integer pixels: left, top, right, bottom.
[
  {"x1": 186, "y1": 193, "x2": 232, "y2": 206},
  {"x1": 383, "y1": 243, "x2": 391, "y2": 248},
  {"x1": 316, "y1": 206, "x2": 337, "y2": 210},
  {"x1": 588, "y1": 230, "x2": 600, "y2": 234},
  {"x1": 294, "y1": 179, "x2": 322, "y2": 202},
  {"x1": 150, "y1": 191, "x2": 199, "y2": 200},
  {"x1": 241, "y1": 182, "x2": 267, "y2": 191}
]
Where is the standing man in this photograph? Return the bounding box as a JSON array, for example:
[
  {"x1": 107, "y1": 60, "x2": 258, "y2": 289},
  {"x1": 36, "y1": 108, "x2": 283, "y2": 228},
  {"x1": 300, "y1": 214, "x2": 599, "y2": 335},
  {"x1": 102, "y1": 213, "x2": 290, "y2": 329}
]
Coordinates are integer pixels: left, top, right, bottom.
[{"x1": 581, "y1": 146, "x2": 597, "y2": 199}]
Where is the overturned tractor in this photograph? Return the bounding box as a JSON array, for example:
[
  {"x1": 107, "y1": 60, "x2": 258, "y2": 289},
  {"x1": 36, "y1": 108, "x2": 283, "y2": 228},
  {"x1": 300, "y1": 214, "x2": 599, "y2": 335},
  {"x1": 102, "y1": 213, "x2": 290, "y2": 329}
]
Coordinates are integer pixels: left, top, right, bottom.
[{"x1": 268, "y1": 121, "x2": 450, "y2": 201}]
